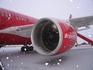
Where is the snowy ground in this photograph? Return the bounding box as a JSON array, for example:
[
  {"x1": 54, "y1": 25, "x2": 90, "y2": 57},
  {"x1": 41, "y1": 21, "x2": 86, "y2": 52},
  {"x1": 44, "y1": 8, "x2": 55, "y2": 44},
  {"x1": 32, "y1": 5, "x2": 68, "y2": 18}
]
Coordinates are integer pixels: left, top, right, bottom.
[{"x1": 0, "y1": 45, "x2": 93, "y2": 70}]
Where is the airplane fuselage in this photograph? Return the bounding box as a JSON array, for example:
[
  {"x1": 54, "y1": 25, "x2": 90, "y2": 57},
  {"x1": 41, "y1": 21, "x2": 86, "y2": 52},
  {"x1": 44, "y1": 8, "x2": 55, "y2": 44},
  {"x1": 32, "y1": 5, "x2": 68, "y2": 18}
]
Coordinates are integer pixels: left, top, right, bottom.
[
  {"x1": 0, "y1": 7, "x2": 93, "y2": 55},
  {"x1": 0, "y1": 8, "x2": 37, "y2": 45}
]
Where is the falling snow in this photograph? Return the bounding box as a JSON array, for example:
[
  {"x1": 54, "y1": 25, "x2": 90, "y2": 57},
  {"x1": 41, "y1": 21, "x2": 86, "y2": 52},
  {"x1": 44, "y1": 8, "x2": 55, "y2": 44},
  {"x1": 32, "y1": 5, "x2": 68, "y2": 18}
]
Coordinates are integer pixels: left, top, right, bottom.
[
  {"x1": 59, "y1": 59, "x2": 62, "y2": 62},
  {"x1": 70, "y1": 0, "x2": 73, "y2": 2},
  {"x1": 76, "y1": 65, "x2": 79, "y2": 67},
  {"x1": 45, "y1": 63, "x2": 49, "y2": 66},
  {"x1": 17, "y1": 56, "x2": 19, "y2": 58},
  {"x1": 88, "y1": 35, "x2": 91, "y2": 37},
  {"x1": 8, "y1": 54, "x2": 11, "y2": 56},
  {"x1": 6, "y1": 57, "x2": 9, "y2": 60},
  {"x1": 57, "y1": 62, "x2": 60, "y2": 65},
  {"x1": 77, "y1": 7, "x2": 80, "y2": 9},
  {"x1": 79, "y1": 4, "x2": 81, "y2": 5},
  {"x1": 19, "y1": 69, "x2": 22, "y2": 70},
  {"x1": 11, "y1": 60, "x2": 13, "y2": 62},
  {"x1": 10, "y1": 0, "x2": 12, "y2": 1},
  {"x1": 8, "y1": 17, "x2": 10, "y2": 20},
  {"x1": 7, "y1": 64, "x2": 10, "y2": 66},
  {"x1": 21, "y1": 63, "x2": 23, "y2": 65},
  {"x1": 0, "y1": 0, "x2": 93, "y2": 70}
]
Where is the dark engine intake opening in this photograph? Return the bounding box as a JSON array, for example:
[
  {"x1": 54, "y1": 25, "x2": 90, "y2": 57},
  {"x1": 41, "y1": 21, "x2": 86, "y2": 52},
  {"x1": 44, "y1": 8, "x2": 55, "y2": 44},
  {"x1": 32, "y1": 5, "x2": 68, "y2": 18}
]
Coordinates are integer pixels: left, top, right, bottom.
[
  {"x1": 33, "y1": 19, "x2": 59, "y2": 52},
  {"x1": 42, "y1": 21, "x2": 59, "y2": 51}
]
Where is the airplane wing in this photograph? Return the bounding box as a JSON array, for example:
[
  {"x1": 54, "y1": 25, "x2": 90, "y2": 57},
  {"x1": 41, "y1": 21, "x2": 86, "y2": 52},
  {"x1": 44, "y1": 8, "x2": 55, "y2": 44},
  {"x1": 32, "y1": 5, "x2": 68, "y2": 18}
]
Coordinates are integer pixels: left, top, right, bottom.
[{"x1": 69, "y1": 15, "x2": 93, "y2": 31}]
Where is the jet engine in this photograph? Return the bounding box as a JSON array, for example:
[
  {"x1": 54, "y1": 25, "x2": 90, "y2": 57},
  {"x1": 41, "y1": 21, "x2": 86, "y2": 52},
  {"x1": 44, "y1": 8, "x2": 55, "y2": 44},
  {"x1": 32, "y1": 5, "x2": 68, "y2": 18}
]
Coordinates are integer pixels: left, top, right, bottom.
[{"x1": 31, "y1": 18, "x2": 77, "y2": 55}]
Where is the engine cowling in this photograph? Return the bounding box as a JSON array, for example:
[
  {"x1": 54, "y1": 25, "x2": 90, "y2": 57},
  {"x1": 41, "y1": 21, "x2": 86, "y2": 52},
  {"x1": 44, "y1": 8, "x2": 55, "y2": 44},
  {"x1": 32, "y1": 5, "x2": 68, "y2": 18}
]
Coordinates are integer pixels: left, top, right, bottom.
[{"x1": 31, "y1": 18, "x2": 77, "y2": 55}]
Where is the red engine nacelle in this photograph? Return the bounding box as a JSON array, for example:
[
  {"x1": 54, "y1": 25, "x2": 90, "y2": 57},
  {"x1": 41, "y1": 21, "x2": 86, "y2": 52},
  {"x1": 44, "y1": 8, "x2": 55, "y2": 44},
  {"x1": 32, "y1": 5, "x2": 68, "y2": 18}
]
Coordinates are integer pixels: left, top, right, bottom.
[{"x1": 31, "y1": 18, "x2": 77, "y2": 55}]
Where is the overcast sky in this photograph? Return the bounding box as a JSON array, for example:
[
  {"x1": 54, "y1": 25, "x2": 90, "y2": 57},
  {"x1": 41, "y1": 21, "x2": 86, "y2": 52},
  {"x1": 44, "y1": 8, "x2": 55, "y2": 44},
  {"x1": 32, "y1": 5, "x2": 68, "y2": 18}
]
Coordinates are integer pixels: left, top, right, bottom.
[{"x1": 0, "y1": 0, "x2": 93, "y2": 43}]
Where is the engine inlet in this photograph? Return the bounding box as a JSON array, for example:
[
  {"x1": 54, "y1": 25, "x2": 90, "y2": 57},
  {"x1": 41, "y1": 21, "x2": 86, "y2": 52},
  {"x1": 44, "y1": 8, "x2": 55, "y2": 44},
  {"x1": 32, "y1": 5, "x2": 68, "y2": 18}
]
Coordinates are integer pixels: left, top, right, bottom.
[
  {"x1": 31, "y1": 18, "x2": 60, "y2": 54},
  {"x1": 41, "y1": 20, "x2": 59, "y2": 51}
]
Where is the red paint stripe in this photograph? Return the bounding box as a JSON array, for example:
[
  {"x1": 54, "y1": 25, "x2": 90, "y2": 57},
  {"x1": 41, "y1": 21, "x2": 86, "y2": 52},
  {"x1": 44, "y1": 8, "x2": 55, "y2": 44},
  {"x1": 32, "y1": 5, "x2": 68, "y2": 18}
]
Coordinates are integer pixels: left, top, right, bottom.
[
  {"x1": 0, "y1": 33, "x2": 31, "y2": 45},
  {"x1": 77, "y1": 32, "x2": 93, "y2": 45}
]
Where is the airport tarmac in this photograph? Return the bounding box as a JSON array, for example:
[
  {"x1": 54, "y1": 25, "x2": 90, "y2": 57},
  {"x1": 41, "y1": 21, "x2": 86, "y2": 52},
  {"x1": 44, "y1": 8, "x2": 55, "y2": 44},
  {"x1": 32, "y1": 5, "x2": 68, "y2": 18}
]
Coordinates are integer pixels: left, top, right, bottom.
[{"x1": 0, "y1": 45, "x2": 93, "y2": 70}]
